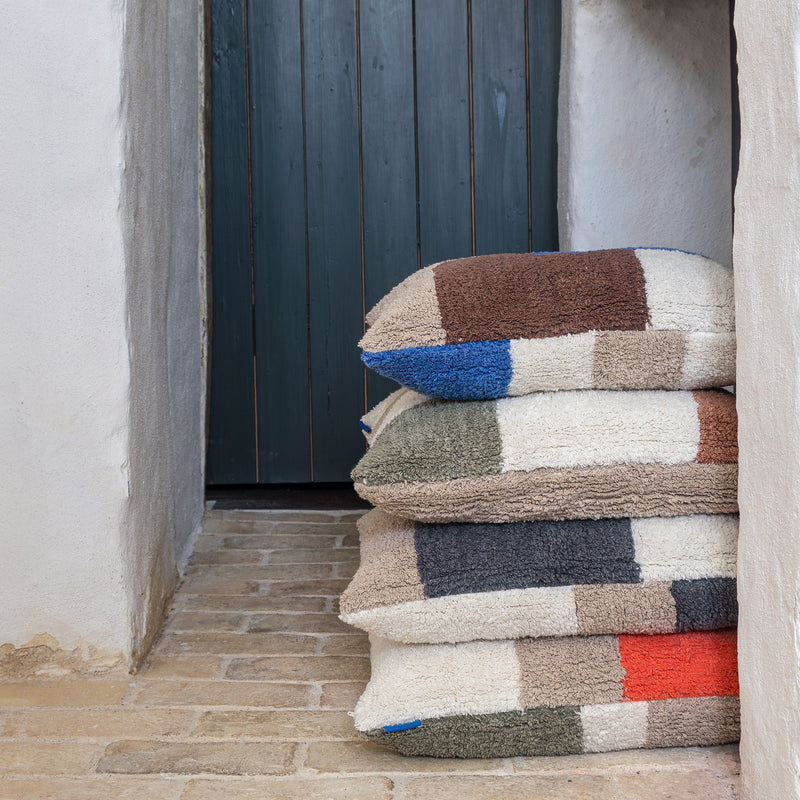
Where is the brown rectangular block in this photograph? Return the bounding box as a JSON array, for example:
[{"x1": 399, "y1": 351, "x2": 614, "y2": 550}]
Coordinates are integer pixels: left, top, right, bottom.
[
  {"x1": 154, "y1": 633, "x2": 317, "y2": 657},
  {"x1": 247, "y1": 613, "x2": 353, "y2": 634},
  {"x1": 181, "y1": 776, "x2": 393, "y2": 800},
  {"x1": 193, "y1": 535, "x2": 223, "y2": 552},
  {"x1": 178, "y1": 577, "x2": 260, "y2": 596},
  {"x1": 192, "y1": 710, "x2": 357, "y2": 739},
  {"x1": 134, "y1": 681, "x2": 312, "y2": 708},
  {"x1": 269, "y1": 548, "x2": 360, "y2": 564},
  {"x1": 0, "y1": 681, "x2": 129, "y2": 708},
  {"x1": 226, "y1": 656, "x2": 371, "y2": 682},
  {"x1": 185, "y1": 564, "x2": 333, "y2": 581},
  {"x1": 304, "y1": 740, "x2": 503, "y2": 773},
  {"x1": 202, "y1": 519, "x2": 275, "y2": 534},
  {"x1": 0, "y1": 708, "x2": 195, "y2": 739},
  {"x1": 617, "y1": 770, "x2": 733, "y2": 799},
  {"x1": 0, "y1": 777, "x2": 187, "y2": 800},
  {"x1": 165, "y1": 612, "x2": 247, "y2": 633},
  {"x1": 396, "y1": 775, "x2": 622, "y2": 799},
  {"x1": 593, "y1": 330, "x2": 686, "y2": 390},
  {"x1": 266, "y1": 580, "x2": 350, "y2": 597},
  {"x1": 434, "y1": 249, "x2": 647, "y2": 343},
  {"x1": 319, "y1": 682, "x2": 367, "y2": 709},
  {"x1": 139, "y1": 655, "x2": 221, "y2": 680},
  {"x1": 252, "y1": 512, "x2": 343, "y2": 523},
  {"x1": 182, "y1": 595, "x2": 327, "y2": 613},
  {"x1": 219, "y1": 534, "x2": 338, "y2": 549},
  {"x1": 574, "y1": 583, "x2": 676, "y2": 635},
  {"x1": 646, "y1": 697, "x2": 740, "y2": 749},
  {"x1": 189, "y1": 550, "x2": 263, "y2": 565},
  {"x1": 694, "y1": 390, "x2": 739, "y2": 464},
  {"x1": 96, "y1": 741, "x2": 295, "y2": 775},
  {"x1": 510, "y1": 746, "x2": 707, "y2": 773},
  {"x1": 0, "y1": 742, "x2": 103, "y2": 775},
  {"x1": 342, "y1": 533, "x2": 360, "y2": 547},
  {"x1": 271, "y1": 522, "x2": 357, "y2": 534},
  {"x1": 319, "y1": 635, "x2": 370, "y2": 657},
  {"x1": 516, "y1": 636, "x2": 625, "y2": 708}
]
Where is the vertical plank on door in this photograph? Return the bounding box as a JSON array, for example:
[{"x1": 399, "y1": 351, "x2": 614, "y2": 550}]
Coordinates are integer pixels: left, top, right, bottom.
[
  {"x1": 472, "y1": 0, "x2": 529, "y2": 255},
  {"x1": 304, "y1": 0, "x2": 365, "y2": 481},
  {"x1": 529, "y1": 0, "x2": 561, "y2": 252},
  {"x1": 248, "y1": 1, "x2": 312, "y2": 482},
  {"x1": 207, "y1": 0, "x2": 257, "y2": 484},
  {"x1": 415, "y1": 0, "x2": 472, "y2": 266},
  {"x1": 360, "y1": 0, "x2": 417, "y2": 410}
]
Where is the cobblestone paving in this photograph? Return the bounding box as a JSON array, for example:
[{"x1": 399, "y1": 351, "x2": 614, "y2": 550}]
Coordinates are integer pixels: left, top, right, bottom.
[{"x1": 0, "y1": 507, "x2": 740, "y2": 799}]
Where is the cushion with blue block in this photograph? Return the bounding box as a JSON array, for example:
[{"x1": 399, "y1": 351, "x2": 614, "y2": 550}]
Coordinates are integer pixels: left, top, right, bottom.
[{"x1": 360, "y1": 248, "x2": 735, "y2": 399}]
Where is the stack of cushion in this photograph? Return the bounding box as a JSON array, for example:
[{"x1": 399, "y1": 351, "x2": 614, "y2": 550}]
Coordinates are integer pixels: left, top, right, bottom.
[{"x1": 345, "y1": 248, "x2": 739, "y2": 758}]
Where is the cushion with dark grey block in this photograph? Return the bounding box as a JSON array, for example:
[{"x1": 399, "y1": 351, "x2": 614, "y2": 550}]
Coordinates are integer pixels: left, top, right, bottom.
[
  {"x1": 360, "y1": 248, "x2": 735, "y2": 399},
  {"x1": 354, "y1": 630, "x2": 739, "y2": 757},
  {"x1": 340, "y1": 509, "x2": 738, "y2": 643},
  {"x1": 351, "y1": 388, "x2": 738, "y2": 522}
]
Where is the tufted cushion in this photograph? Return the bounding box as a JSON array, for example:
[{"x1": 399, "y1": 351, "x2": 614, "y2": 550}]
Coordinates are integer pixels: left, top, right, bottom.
[
  {"x1": 352, "y1": 388, "x2": 738, "y2": 522},
  {"x1": 340, "y1": 509, "x2": 738, "y2": 644},
  {"x1": 361, "y1": 248, "x2": 735, "y2": 399},
  {"x1": 354, "y1": 630, "x2": 739, "y2": 757}
]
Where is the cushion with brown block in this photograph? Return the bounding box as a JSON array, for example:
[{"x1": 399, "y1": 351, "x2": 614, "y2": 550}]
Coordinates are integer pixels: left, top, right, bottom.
[
  {"x1": 340, "y1": 509, "x2": 738, "y2": 643},
  {"x1": 354, "y1": 631, "x2": 740, "y2": 757},
  {"x1": 360, "y1": 248, "x2": 735, "y2": 399},
  {"x1": 351, "y1": 388, "x2": 738, "y2": 522}
]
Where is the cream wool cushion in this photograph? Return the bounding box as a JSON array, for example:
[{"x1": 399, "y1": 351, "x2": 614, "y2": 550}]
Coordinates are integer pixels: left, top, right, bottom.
[
  {"x1": 354, "y1": 631, "x2": 739, "y2": 757},
  {"x1": 352, "y1": 388, "x2": 738, "y2": 522},
  {"x1": 340, "y1": 509, "x2": 738, "y2": 643},
  {"x1": 360, "y1": 248, "x2": 735, "y2": 400}
]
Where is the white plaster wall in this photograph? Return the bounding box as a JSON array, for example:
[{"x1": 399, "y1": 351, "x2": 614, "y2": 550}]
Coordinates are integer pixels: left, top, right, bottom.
[
  {"x1": 0, "y1": 0, "x2": 204, "y2": 665},
  {"x1": 559, "y1": 0, "x2": 732, "y2": 266},
  {"x1": 733, "y1": 3, "x2": 800, "y2": 796},
  {"x1": 0, "y1": 1, "x2": 130, "y2": 653}
]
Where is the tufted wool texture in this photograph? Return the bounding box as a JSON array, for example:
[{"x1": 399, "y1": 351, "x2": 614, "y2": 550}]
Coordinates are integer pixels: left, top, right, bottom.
[
  {"x1": 340, "y1": 509, "x2": 738, "y2": 643},
  {"x1": 352, "y1": 388, "x2": 738, "y2": 522},
  {"x1": 360, "y1": 248, "x2": 735, "y2": 399},
  {"x1": 355, "y1": 631, "x2": 739, "y2": 757}
]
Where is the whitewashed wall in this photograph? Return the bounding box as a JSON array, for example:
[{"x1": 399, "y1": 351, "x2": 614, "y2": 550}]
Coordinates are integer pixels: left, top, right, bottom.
[
  {"x1": 559, "y1": 0, "x2": 732, "y2": 266},
  {"x1": 0, "y1": 0, "x2": 203, "y2": 668},
  {"x1": 733, "y1": 3, "x2": 800, "y2": 797}
]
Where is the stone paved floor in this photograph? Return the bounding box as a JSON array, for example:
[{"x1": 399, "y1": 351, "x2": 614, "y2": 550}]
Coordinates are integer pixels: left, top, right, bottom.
[{"x1": 0, "y1": 507, "x2": 740, "y2": 799}]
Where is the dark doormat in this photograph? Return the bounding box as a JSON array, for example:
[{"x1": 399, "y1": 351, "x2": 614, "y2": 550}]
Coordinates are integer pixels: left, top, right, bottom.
[{"x1": 206, "y1": 483, "x2": 371, "y2": 510}]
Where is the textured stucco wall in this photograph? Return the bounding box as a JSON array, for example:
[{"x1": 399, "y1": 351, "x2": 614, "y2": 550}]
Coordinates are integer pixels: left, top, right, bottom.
[
  {"x1": 0, "y1": 0, "x2": 203, "y2": 666},
  {"x1": 122, "y1": 0, "x2": 203, "y2": 663},
  {"x1": 559, "y1": 0, "x2": 732, "y2": 266},
  {"x1": 733, "y1": 3, "x2": 800, "y2": 797}
]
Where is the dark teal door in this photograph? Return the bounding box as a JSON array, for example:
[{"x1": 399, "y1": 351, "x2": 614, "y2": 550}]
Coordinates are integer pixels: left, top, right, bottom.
[{"x1": 207, "y1": 0, "x2": 561, "y2": 484}]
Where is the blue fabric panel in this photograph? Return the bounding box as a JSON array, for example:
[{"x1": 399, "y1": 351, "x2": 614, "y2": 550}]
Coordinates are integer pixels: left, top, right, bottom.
[
  {"x1": 385, "y1": 720, "x2": 422, "y2": 732},
  {"x1": 362, "y1": 340, "x2": 513, "y2": 400}
]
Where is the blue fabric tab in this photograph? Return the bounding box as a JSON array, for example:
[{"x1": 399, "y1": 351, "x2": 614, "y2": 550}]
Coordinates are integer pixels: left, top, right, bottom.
[
  {"x1": 358, "y1": 420, "x2": 372, "y2": 432},
  {"x1": 384, "y1": 719, "x2": 422, "y2": 733},
  {"x1": 362, "y1": 340, "x2": 513, "y2": 400}
]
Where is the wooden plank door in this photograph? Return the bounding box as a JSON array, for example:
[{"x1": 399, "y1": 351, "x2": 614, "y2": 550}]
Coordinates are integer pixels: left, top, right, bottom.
[{"x1": 207, "y1": 0, "x2": 561, "y2": 484}]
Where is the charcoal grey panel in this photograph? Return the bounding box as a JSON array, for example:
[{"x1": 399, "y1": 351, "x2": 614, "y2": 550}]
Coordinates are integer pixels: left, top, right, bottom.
[
  {"x1": 671, "y1": 577, "x2": 738, "y2": 631},
  {"x1": 415, "y1": 518, "x2": 640, "y2": 598},
  {"x1": 363, "y1": 707, "x2": 583, "y2": 758}
]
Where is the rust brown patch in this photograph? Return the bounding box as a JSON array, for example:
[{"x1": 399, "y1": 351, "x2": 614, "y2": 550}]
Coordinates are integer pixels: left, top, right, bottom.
[
  {"x1": 693, "y1": 390, "x2": 738, "y2": 464},
  {"x1": 433, "y1": 250, "x2": 648, "y2": 344}
]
